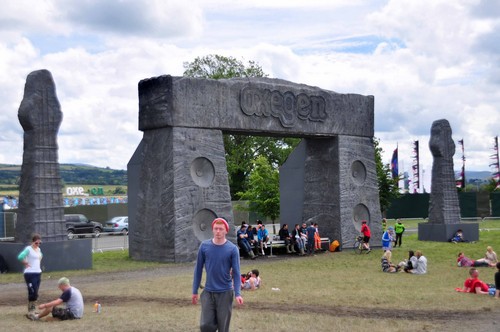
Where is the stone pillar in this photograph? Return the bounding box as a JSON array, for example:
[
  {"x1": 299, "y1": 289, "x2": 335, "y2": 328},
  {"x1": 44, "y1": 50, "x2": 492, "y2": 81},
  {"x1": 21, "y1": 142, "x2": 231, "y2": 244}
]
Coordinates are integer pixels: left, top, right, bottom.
[
  {"x1": 283, "y1": 136, "x2": 382, "y2": 249},
  {"x1": 301, "y1": 138, "x2": 341, "y2": 245},
  {"x1": 419, "y1": 119, "x2": 478, "y2": 241},
  {"x1": 16, "y1": 69, "x2": 65, "y2": 243},
  {"x1": 130, "y1": 126, "x2": 234, "y2": 263},
  {"x1": 337, "y1": 135, "x2": 382, "y2": 248},
  {"x1": 1, "y1": 69, "x2": 92, "y2": 273}
]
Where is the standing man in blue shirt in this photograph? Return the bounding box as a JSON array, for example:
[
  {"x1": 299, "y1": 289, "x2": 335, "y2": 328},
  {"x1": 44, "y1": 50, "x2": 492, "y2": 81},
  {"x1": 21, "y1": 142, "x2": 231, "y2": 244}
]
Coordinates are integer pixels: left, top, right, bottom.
[{"x1": 192, "y1": 217, "x2": 243, "y2": 332}]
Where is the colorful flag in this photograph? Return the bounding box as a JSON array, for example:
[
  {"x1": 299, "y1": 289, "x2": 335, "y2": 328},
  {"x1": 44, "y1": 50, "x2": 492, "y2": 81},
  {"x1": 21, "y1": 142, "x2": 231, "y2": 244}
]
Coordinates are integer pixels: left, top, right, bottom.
[{"x1": 391, "y1": 148, "x2": 398, "y2": 179}]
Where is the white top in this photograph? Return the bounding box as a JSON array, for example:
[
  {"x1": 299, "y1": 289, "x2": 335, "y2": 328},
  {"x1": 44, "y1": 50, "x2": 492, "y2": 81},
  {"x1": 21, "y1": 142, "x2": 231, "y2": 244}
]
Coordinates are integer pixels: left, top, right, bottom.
[
  {"x1": 412, "y1": 256, "x2": 427, "y2": 275},
  {"x1": 18, "y1": 245, "x2": 43, "y2": 273}
]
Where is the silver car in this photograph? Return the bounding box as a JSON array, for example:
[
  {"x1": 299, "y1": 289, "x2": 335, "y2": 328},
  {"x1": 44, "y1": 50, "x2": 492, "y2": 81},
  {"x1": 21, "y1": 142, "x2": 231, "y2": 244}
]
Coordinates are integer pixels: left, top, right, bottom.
[{"x1": 103, "y1": 216, "x2": 128, "y2": 235}]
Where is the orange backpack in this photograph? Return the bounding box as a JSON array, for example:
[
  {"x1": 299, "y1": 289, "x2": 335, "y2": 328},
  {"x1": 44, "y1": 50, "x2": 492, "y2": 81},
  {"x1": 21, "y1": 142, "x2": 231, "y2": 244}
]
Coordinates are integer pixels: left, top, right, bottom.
[{"x1": 329, "y1": 240, "x2": 340, "y2": 252}]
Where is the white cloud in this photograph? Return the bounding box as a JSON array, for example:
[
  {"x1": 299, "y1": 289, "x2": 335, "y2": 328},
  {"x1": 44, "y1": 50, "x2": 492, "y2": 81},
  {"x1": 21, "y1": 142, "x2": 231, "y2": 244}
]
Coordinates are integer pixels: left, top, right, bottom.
[{"x1": 0, "y1": 0, "x2": 498, "y2": 196}]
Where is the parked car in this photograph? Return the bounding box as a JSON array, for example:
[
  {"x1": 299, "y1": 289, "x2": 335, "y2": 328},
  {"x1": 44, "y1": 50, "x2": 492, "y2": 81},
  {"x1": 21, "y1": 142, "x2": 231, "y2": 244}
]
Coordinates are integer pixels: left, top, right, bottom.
[
  {"x1": 65, "y1": 214, "x2": 103, "y2": 240},
  {"x1": 103, "y1": 216, "x2": 128, "y2": 235}
]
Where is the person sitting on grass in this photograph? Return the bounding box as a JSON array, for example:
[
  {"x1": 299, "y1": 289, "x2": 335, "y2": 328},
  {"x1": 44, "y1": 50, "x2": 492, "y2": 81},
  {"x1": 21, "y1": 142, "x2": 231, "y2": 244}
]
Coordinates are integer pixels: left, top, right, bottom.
[
  {"x1": 456, "y1": 268, "x2": 489, "y2": 295},
  {"x1": 27, "y1": 277, "x2": 84, "y2": 321},
  {"x1": 408, "y1": 250, "x2": 427, "y2": 274},
  {"x1": 450, "y1": 229, "x2": 467, "y2": 243},
  {"x1": 475, "y1": 246, "x2": 498, "y2": 267},
  {"x1": 381, "y1": 250, "x2": 399, "y2": 273},
  {"x1": 241, "y1": 269, "x2": 261, "y2": 291},
  {"x1": 399, "y1": 250, "x2": 417, "y2": 273},
  {"x1": 457, "y1": 252, "x2": 491, "y2": 268}
]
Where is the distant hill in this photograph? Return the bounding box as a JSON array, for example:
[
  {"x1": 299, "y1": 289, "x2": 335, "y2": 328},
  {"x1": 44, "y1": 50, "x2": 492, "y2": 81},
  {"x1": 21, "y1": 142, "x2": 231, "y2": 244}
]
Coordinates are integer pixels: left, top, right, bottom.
[
  {"x1": 0, "y1": 164, "x2": 127, "y2": 185},
  {"x1": 464, "y1": 171, "x2": 495, "y2": 181},
  {"x1": 455, "y1": 171, "x2": 496, "y2": 183}
]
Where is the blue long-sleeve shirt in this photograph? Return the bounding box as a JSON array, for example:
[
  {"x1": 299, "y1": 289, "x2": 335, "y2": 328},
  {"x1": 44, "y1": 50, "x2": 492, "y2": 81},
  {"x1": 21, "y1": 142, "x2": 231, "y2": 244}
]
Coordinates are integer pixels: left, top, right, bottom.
[{"x1": 192, "y1": 239, "x2": 241, "y2": 297}]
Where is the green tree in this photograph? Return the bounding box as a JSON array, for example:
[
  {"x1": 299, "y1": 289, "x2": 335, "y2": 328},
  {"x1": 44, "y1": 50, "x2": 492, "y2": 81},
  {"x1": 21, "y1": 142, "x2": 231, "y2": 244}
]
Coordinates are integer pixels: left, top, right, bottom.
[
  {"x1": 183, "y1": 55, "x2": 300, "y2": 200},
  {"x1": 236, "y1": 156, "x2": 280, "y2": 221},
  {"x1": 373, "y1": 138, "x2": 400, "y2": 215},
  {"x1": 483, "y1": 178, "x2": 499, "y2": 192},
  {"x1": 183, "y1": 54, "x2": 267, "y2": 79}
]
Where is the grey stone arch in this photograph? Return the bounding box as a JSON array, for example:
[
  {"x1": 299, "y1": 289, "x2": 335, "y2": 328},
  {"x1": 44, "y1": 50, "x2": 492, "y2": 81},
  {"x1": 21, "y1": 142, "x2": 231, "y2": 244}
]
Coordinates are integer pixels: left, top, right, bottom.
[{"x1": 128, "y1": 75, "x2": 382, "y2": 263}]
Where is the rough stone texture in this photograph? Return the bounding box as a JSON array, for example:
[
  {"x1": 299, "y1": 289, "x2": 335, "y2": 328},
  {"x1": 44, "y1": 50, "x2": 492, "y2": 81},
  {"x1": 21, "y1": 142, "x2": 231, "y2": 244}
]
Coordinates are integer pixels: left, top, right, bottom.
[
  {"x1": 130, "y1": 75, "x2": 378, "y2": 262},
  {"x1": 130, "y1": 127, "x2": 233, "y2": 263},
  {"x1": 139, "y1": 75, "x2": 374, "y2": 137},
  {"x1": 419, "y1": 119, "x2": 478, "y2": 241},
  {"x1": 337, "y1": 135, "x2": 382, "y2": 247},
  {"x1": 16, "y1": 70, "x2": 65, "y2": 243},
  {"x1": 428, "y1": 119, "x2": 461, "y2": 224},
  {"x1": 281, "y1": 136, "x2": 381, "y2": 249}
]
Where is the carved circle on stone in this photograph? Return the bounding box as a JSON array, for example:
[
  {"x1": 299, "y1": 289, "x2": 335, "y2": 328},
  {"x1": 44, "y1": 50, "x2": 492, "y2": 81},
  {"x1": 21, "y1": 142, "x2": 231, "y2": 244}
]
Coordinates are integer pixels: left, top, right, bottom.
[
  {"x1": 352, "y1": 204, "x2": 370, "y2": 231},
  {"x1": 192, "y1": 209, "x2": 218, "y2": 241},
  {"x1": 351, "y1": 160, "x2": 366, "y2": 185},
  {"x1": 190, "y1": 157, "x2": 215, "y2": 188}
]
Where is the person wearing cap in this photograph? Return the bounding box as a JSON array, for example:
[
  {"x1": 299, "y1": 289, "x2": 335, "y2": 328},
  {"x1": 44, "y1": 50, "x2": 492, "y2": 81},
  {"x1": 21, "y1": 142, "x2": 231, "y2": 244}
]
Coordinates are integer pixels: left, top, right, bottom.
[
  {"x1": 382, "y1": 226, "x2": 394, "y2": 251},
  {"x1": 192, "y1": 217, "x2": 243, "y2": 332},
  {"x1": 360, "y1": 220, "x2": 371, "y2": 253},
  {"x1": 26, "y1": 277, "x2": 84, "y2": 321},
  {"x1": 237, "y1": 224, "x2": 256, "y2": 259}
]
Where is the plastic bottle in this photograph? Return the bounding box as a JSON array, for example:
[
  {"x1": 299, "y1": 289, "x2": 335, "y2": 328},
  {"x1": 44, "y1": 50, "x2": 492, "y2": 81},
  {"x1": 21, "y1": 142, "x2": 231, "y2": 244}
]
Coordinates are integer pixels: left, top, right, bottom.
[{"x1": 94, "y1": 301, "x2": 101, "y2": 313}]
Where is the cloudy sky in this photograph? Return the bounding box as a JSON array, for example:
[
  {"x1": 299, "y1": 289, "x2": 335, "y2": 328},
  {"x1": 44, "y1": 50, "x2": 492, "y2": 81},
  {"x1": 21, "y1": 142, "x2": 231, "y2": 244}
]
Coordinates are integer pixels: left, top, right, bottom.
[{"x1": 0, "y1": 0, "x2": 498, "y2": 192}]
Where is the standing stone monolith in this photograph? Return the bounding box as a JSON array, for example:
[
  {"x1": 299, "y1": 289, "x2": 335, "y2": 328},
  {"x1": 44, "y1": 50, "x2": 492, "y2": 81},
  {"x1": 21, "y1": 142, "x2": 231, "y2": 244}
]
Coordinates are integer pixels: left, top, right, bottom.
[
  {"x1": 0, "y1": 69, "x2": 92, "y2": 273},
  {"x1": 16, "y1": 69, "x2": 66, "y2": 243},
  {"x1": 428, "y1": 119, "x2": 461, "y2": 224},
  {"x1": 418, "y1": 119, "x2": 478, "y2": 241}
]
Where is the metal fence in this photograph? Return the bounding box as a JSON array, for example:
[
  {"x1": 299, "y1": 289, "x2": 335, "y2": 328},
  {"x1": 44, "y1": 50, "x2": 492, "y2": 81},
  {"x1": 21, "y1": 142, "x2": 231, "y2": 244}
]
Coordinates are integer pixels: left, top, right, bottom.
[
  {"x1": 0, "y1": 212, "x2": 16, "y2": 241},
  {"x1": 0, "y1": 212, "x2": 128, "y2": 252},
  {"x1": 90, "y1": 232, "x2": 129, "y2": 252}
]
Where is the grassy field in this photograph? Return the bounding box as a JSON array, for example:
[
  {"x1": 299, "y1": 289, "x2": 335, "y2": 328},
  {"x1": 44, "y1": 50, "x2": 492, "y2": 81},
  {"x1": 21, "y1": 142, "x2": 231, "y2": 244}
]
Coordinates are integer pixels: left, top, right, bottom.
[{"x1": 1, "y1": 220, "x2": 499, "y2": 331}]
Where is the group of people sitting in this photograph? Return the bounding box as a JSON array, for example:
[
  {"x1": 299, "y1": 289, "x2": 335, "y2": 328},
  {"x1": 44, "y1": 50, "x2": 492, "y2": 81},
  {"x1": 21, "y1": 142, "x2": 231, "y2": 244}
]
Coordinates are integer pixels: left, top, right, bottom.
[
  {"x1": 240, "y1": 269, "x2": 261, "y2": 291},
  {"x1": 236, "y1": 221, "x2": 325, "y2": 258},
  {"x1": 457, "y1": 247, "x2": 498, "y2": 268},
  {"x1": 381, "y1": 249, "x2": 428, "y2": 274}
]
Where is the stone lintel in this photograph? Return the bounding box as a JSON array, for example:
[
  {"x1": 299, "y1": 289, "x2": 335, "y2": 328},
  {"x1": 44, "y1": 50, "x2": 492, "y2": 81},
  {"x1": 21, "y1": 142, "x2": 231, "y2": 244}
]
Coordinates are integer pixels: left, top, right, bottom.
[{"x1": 139, "y1": 75, "x2": 374, "y2": 138}]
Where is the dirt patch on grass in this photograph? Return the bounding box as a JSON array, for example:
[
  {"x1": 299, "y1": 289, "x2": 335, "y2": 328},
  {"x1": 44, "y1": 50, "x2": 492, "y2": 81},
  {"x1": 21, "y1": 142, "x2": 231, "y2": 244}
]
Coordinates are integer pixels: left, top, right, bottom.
[{"x1": 1, "y1": 257, "x2": 498, "y2": 331}]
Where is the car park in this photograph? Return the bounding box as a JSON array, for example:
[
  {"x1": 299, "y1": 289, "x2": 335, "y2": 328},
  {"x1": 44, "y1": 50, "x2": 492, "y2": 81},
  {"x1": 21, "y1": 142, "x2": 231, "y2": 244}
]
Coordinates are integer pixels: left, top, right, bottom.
[
  {"x1": 65, "y1": 214, "x2": 103, "y2": 240},
  {"x1": 103, "y1": 216, "x2": 128, "y2": 235}
]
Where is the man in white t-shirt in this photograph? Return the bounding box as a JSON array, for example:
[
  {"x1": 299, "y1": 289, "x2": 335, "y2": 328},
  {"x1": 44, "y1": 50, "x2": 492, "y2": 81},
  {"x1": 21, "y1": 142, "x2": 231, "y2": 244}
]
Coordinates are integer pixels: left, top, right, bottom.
[{"x1": 27, "y1": 277, "x2": 84, "y2": 321}]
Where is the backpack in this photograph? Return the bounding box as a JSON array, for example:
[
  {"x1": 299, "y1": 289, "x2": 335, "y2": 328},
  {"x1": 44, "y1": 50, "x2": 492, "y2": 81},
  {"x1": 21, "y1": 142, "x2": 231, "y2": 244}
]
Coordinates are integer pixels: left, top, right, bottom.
[{"x1": 329, "y1": 240, "x2": 340, "y2": 252}]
